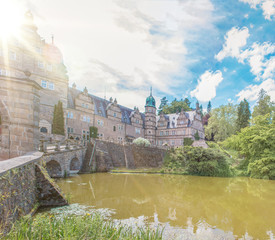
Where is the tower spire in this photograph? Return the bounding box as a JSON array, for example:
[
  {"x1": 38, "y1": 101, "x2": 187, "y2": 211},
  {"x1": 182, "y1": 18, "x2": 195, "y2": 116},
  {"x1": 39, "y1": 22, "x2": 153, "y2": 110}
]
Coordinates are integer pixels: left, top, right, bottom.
[{"x1": 150, "y1": 86, "x2": 152, "y2": 96}]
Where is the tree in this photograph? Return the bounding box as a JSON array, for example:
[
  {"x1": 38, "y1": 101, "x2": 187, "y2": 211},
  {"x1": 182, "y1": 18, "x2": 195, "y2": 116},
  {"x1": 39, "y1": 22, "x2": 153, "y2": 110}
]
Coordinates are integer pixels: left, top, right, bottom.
[
  {"x1": 252, "y1": 89, "x2": 274, "y2": 119},
  {"x1": 52, "y1": 101, "x2": 65, "y2": 135},
  {"x1": 194, "y1": 131, "x2": 200, "y2": 140},
  {"x1": 207, "y1": 101, "x2": 212, "y2": 114},
  {"x1": 89, "y1": 126, "x2": 98, "y2": 139},
  {"x1": 205, "y1": 103, "x2": 237, "y2": 141},
  {"x1": 183, "y1": 138, "x2": 194, "y2": 146},
  {"x1": 223, "y1": 113, "x2": 275, "y2": 179},
  {"x1": 158, "y1": 97, "x2": 168, "y2": 114},
  {"x1": 162, "y1": 98, "x2": 191, "y2": 114},
  {"x1": 236, "y1": 99, "x2": 251, "y2": 131},
  {"x1": 183, "y1": 98, "x2": 191, "y2": 108}
]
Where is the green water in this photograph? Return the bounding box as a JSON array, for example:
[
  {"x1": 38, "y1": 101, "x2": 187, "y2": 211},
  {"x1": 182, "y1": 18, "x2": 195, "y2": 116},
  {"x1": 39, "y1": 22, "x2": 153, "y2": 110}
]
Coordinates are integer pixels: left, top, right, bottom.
[{"x1": 56, "y1": 173, "x2": 275, "y2": 239}]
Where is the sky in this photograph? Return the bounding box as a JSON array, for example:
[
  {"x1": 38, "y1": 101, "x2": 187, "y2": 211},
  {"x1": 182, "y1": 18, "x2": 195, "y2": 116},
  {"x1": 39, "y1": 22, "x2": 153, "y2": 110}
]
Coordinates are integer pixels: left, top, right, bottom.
[{"x1": 2, "y1": 0, "x2": 275, "y2": 111}]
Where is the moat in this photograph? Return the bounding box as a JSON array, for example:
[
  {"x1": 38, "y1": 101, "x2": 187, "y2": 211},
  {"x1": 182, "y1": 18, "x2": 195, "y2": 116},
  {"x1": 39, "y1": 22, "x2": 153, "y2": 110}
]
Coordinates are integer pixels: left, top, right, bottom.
[{"x1": 56, "y1": 173, "x2": 275, "y2": 239}]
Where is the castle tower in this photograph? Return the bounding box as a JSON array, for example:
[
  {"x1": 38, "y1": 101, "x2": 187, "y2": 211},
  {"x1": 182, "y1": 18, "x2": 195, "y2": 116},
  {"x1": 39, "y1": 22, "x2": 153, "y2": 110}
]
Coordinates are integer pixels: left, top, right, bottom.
[{"x1": 144, "y1": 87, "x2": 156, "y2": 145}]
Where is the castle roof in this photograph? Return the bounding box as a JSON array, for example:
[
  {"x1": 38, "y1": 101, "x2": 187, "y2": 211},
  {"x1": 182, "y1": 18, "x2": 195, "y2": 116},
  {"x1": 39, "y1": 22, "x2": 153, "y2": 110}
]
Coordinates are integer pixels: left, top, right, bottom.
[
  {"x1": 68, "y1": 87, "x2": 145, "y2": 127},
  {"x1": 156, "y1": 111, "x2": 196, "y2": 128},
  {"x1": 145, "y1": 87, "x2": 156, "y2": 108}
]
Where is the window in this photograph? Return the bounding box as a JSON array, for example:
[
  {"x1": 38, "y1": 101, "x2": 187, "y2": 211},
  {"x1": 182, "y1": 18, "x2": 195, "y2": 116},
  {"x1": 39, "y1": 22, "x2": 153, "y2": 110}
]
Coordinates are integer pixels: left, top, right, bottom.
[
  {"x1": 38, "y1": 61, "x2": 44, "y2": 68},
  {"x1": 97, "y1": 120, "x2": 104, "y2": 126},
  {"x1": 0, "y1": 69, "x2": 8, "y2": 76},
  {"x1": 36, "y1": 47, "x2": 42, "y2": 54},
  {"x1": 183, "y1": 130, "x2": 186, "y2": 135},
  {"x1": 87, "y1": 117, "x2": 90, "y2": 122},
  {"x1": 67, "y1": 112, "x2": 73, "y2": 119},
  {"x1": 180, "y1": 121, "x2": 184, "y2": 124},
  {"x1": 113, "y1": 126, "x2": 116, "y2": 132},
  {"x1": 171, "y1": 140, "x2": 175, "y2": 145},
  {"x1": 83, "y1": 130, "x2": 86, "y2": 134},
  {"x1": 159, "y1": 140, "x2": 162, "y2": 146},
  {"x1": 10, "y1": 51, "x2": 16, "y2": 61},
  {"x1": 113, "y1": 112, "x2": 117, "y2": 117},
  {"x1": 83, "y1": 116, "x2": 86, "y2": 122},
  {"x1": 86, "y1": 104, "x2": 89, "y2": 109},
  {"x1": 165, "y1": 131, "x2": 169, "y2": 136},
  {"x1": 136, "y1": 119, "x2": 139, "y2": 124},
  {"x1": 67, "y1": 127, "x2": 74, "y2": 133},
  {"x1": 82, "y1": 103, "x2": 85, "y2": 108},
  {"x1": 149, "y1": 109, "x2": 152, "y2": 112},
  {"x1": 48, "y1": 82, "x2": 54, "y2": 90},
  {"x1": 172, "y1": 130, "x2": 176, "y2": 135},
  {"x1": 160, "y1": 131, "x2": 163, "y2": 136},
  {"x1": 41, "y1": 80, "x2": 47, "y2": 88},
  {"x1": 47, "y1": 64, "x2": 52, "y2": 71},
  {"x1": 135, "y1": 128, "x2": 141, "y2": 134},
  {"x1": 159, "y1": 123, "x2": 164, "y2": 127}
]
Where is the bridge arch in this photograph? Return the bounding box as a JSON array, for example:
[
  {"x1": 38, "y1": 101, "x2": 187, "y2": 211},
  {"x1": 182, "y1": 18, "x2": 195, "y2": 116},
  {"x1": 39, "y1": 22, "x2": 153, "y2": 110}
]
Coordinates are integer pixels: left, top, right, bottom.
[
  {"x1": 46, "y1": 160, "x2": 62, "y2": 178},
  {"x1": 70, "y1": 157, "x2": 81, "y2": 173}
]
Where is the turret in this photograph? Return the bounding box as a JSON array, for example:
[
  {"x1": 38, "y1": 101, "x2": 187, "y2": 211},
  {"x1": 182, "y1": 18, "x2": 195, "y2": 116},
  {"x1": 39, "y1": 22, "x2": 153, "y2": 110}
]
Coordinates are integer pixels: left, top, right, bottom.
[{"x1": 144, "y1": 87, "x2": 156, "y2": 145}]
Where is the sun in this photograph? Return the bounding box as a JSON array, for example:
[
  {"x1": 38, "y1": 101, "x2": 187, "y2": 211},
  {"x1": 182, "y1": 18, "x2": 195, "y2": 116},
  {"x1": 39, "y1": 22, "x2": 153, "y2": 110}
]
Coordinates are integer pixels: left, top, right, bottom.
[{"x1": 0, "y1": 1, "x2": 24, "y2": 39}]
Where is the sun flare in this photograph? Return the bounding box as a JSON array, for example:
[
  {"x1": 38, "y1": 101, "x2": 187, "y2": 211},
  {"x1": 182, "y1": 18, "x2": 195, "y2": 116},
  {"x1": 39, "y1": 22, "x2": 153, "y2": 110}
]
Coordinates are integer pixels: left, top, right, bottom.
[{"x1": 0, "y1": 1, "x2": 24, "y2": 39}]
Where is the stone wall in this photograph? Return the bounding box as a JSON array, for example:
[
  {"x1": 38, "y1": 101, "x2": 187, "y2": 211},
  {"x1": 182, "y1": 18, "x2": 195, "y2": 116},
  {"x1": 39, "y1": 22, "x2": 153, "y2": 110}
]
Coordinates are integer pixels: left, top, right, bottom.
[
  {"x1": 93, "y1": 140, "x2": 166, "y2": 171},
  {"x1": 0, "y1": 152, "x2": 67, "y2": 234},
  {"x1": 0, "y1": 77, "x2": 41, "y2": 160}
]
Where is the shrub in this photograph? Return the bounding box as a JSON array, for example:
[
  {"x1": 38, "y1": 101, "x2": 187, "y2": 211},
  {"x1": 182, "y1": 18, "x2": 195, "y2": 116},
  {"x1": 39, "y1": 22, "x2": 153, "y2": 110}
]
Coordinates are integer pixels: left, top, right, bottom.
[
  {"x1": 133, "y1": 137, "x2": 150, "y2": 147},
  {"x1": 194, "y1": 131, "x2": 200, "y2": 140},
  {"x1": 163, "y1": 146, "x2": 231, "y2": 177},
  {"x1": 89, "y1": 126, "x2": 98, "y2": 139},
  {"x1": 183, "y1": 138, "x2": 193, "y2": 146}
]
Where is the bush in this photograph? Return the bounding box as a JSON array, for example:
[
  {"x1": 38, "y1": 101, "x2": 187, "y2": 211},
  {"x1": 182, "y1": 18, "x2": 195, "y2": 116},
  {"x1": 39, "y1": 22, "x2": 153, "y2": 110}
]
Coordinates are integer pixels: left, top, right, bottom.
[
  {"x1": 194, "y1": 131, "x2": 200, "y2": 140},
  {"x1": 163, "y1": 146, "x2": 231, "y2": 177},
  {"x1": 133, "y1": 137, "x2": 150, "y2": 147},
  {"x1": 89, "y1": 126, "x2": 98, "y2": 139},
  {"x1": 183, "y1": 138, "x2": 194, "y2": 146}
]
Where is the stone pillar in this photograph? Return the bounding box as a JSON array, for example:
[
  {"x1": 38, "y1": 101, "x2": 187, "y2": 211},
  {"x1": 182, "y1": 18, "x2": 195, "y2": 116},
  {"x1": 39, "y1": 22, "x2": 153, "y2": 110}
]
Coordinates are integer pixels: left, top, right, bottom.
[{"x1": 0, "y1": 76, "x2": 41, "y2": 160}]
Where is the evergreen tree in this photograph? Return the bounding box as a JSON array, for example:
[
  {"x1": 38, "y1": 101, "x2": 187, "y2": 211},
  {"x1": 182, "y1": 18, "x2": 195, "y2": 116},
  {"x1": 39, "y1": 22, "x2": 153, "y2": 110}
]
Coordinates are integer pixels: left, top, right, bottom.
[
  {"x1": 252, "y1": 89, "x2": 274, "y2": 119},
  {"x1": 194, "y1": 130, "x2": 200, "y2": 140},
  {"x1": 183, "y1": 98, "x2": 191, "y2": 108},
  {"x1": 207, "y1": 101, "x2": 212, "y2": 114},
  {"x1": 158, "y1": 97, "x2": 168, "y2": 114},
  {"x1": 236, "y1": 99, "x2": 251, "y2": 131},
  {"x1": 52, "y1": 101, "x2": 65, "y2": 135}
]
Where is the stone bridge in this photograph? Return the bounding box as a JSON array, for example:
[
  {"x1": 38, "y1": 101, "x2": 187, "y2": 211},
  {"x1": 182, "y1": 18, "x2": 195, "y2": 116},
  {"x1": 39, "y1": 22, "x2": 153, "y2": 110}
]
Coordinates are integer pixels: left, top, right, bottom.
[{"x1": 40, "y1": 140, "x2": 86, "y2": 178}]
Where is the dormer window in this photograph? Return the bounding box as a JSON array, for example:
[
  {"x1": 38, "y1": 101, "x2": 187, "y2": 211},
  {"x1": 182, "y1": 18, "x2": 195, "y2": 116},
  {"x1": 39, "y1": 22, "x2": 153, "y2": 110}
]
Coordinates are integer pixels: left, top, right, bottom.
[
  {"x1": 38, "y1": 61, "x2": 44, "y2": 68},
  {"x1": 114, "y1": 112, "x2": 117, "y2": 117},
  {"x1": 10, "y1": 51, "x2": 16, "y2": 61}
]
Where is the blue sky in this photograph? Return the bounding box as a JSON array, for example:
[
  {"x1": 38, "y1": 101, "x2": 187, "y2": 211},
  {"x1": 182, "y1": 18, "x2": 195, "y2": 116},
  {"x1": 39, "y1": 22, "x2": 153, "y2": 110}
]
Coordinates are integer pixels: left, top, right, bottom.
[{"x1": 6, "y1": 0, "x2": 275, "y2": 111}]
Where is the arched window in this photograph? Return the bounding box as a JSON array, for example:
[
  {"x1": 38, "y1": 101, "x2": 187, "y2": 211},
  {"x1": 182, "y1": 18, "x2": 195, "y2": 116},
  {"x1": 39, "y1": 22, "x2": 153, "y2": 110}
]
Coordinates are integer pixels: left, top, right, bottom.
[
  {"x1": 40, "y1": 127, "x2": 48, "y2": 133},
  {"x1": 113, "y1": 126, "x2": 116, "y2": 132}
]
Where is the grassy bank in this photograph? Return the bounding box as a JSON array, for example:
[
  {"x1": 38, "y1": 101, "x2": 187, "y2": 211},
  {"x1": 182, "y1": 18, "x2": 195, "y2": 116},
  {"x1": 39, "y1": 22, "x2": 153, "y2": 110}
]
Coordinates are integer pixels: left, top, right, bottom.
[
  {"x1": 3, "y1": 212, "x2": 162, "y2": 240},
  {"x1": 111, "y1": 168, "x2": 162, "y2": 174}
]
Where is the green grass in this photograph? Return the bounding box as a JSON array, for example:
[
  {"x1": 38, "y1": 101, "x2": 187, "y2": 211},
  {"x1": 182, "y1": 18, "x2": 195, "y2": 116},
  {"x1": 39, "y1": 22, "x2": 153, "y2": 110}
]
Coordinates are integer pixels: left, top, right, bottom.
[
  {"x1": 3, "y1": 213, "x2": 162, "y2": 240},
  {"x1": 111, "y1": 168, "x2": 162, "y2": 174}
]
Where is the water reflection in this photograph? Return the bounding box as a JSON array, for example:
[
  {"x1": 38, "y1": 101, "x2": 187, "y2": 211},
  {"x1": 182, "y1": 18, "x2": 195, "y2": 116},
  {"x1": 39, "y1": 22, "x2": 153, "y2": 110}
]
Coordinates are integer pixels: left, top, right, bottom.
[{"x1": 57, "y1": 173, "x2": 275, "y2": 239}]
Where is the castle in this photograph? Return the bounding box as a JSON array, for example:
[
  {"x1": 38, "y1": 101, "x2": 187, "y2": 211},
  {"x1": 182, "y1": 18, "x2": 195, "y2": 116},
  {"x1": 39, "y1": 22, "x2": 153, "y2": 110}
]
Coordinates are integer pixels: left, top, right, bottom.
[{"x1": 0, "y1": 12, "x2": 204, "y2": 160}]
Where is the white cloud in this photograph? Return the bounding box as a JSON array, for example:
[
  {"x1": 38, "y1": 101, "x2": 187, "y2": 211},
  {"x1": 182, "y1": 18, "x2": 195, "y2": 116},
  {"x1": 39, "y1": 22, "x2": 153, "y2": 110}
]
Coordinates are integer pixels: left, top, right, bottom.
[
  {"x1": 18, "y1": 0, "x2": 216, "y2": 111},
  {"x1": 217, "y1": 27, "x2": 275, "y2": 81},
  {"x1": 190, "y1": 70, "x2": 223, "y2": 102},
  {"x1": 240, "y1": 42, "x2": 275, "y2": 80},
  {"x1": 239, "y1": 0, "x2": 275, "y2": 20},
  {"x1": 215, "y1": 27, "x2": 250, "y2": 61},
  {"x1": 236, "y1": 78, "x2": 275, "y2": 101}
]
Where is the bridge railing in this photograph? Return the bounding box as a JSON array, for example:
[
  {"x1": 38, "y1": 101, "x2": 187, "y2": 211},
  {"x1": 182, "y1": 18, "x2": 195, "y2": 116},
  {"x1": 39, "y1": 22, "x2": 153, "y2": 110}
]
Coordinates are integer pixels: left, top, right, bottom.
[{"x1": 39, "y1": 139, "x2": 86, "y2": 153}]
